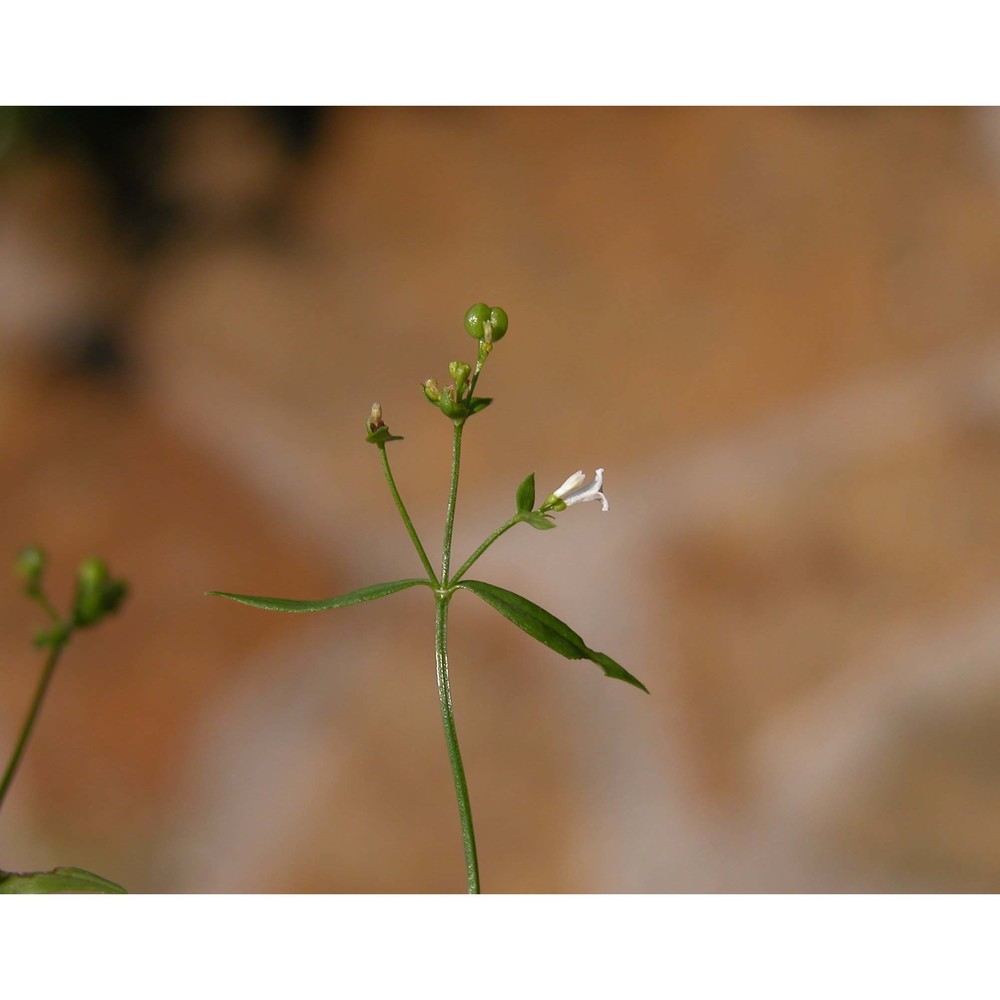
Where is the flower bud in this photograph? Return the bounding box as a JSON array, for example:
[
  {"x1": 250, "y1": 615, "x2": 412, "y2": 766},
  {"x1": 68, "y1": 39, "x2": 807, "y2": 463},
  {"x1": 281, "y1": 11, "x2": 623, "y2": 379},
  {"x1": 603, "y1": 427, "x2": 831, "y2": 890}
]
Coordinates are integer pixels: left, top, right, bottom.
[
  {"x1": 15, "y1": 546, "x2": 46, "y2": 591},
  {"x1": 366, "y1": 403, "x2": 384, "y2": 434},
  {"x1": 74, "y1": 558, "x2": 109, "y2": 626},
  {"x1": 73, "y1": 557, "x2": 127, "y2": 627},
  {"x1": 448, "y1": 361, "x2": 471, "y2": 395},
  {"x1": 422, "y1": 378, "x2": 442, "y2": 403},
  {"x1": 439, "y1": 385, "x2": 464, "y2": 418}
]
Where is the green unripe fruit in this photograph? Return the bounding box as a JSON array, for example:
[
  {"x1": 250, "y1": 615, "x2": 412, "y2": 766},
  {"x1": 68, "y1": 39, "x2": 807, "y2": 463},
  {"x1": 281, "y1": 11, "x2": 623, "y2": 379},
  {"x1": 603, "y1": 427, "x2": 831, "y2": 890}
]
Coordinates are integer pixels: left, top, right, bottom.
[
  {"x1": 464, "y1": 303, "x2": 491, "y2": 340},
  {"x1": 464, "y1": 303, "x2": 509, "y2": 343},
  {"x1": 488, "y1": 306, "x2": 508, "y2": 341}
]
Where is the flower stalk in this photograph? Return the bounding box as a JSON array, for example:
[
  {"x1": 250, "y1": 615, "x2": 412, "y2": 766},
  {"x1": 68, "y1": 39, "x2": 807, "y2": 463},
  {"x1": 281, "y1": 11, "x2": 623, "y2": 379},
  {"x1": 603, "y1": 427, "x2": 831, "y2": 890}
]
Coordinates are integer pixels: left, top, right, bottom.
[
  {"x1": 449, "y1": 514, "x2": 522, "y2": 586},
  {"x1": 376, "y1": 442, "x2": 439, "y2": 585},
  {"x1": 0, "y1": 640, "x2": 67, "y2": 816},
  {"x1": 440, "y1": 420, "x2": 465, "y2": 586}
]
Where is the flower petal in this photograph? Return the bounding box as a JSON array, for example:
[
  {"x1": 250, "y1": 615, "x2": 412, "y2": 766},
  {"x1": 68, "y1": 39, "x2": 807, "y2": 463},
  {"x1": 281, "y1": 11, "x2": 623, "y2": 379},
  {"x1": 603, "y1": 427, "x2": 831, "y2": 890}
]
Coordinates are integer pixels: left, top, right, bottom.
[{"x1": 553, "y1": 470, "x2": 587, "y2": 498}]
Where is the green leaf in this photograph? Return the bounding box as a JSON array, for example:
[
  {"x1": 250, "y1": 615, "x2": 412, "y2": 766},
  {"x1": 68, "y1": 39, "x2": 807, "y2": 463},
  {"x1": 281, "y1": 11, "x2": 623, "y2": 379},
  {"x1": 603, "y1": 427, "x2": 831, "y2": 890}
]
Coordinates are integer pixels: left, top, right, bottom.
[
  {"x1": 207, "y1": 578, "x2": 432, "y2": 613},
  {"x1": 468, "y1": 397, "x2": 492, "y2": 414},
  {"x1": 524, "y1": 512, "x2": 557, "y2": 530},
  {"x1": 366, "y1": 425, "x2": 404, "y2": 446},
  {"x1": 0, "y1": 866, "x2": 126, "y2": 894},
  {"x1": 515, "y1": 473, "x2": 536, "y2": 513},
  {"x1": 456, "y1": 580, "x2": 648, "y2": 692}
]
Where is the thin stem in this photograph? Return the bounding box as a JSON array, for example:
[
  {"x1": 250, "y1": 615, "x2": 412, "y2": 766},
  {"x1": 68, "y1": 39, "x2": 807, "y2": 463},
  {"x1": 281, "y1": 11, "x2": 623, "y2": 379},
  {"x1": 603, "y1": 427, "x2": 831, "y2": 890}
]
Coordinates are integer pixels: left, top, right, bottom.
[
  {"x1": 450, "y1": 515, "x2": 522, "y2": 586},
  {"x1": 434, "y1": 596, "x2": 479, "y2": 893},
  {"x1": 0, "y1": 638, "x2": 69, "y2": 816},
  {"x1": 465, "y1": 339, "x2": 493, "y2": 402},
  {"x1": 377, "y1": 444, "x2": 439, "y2": 585},
  {"x1": 27, "y1": 588, "x2": 61, "y2": 623},
  {"x1": 440, "y1": 421, "x2": 465, "y2": 585}
]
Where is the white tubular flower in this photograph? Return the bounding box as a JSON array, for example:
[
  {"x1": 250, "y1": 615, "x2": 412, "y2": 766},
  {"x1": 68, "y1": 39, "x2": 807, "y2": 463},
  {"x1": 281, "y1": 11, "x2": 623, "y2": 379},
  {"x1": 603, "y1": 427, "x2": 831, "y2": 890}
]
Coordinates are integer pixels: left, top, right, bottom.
[
  {"x1": 545, "y1": 468, "x2": 609, "y2": 512},
  {"x1": 552, "y1": 470, "x2": 587, "y2": 498}
]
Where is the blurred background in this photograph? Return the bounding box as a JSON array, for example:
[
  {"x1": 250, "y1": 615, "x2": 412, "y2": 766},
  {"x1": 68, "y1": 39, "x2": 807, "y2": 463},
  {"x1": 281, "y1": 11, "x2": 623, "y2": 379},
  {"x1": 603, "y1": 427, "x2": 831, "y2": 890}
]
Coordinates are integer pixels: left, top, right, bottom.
[{"x1": 0, "y1": 107, "x2": 999, "y2": 892}]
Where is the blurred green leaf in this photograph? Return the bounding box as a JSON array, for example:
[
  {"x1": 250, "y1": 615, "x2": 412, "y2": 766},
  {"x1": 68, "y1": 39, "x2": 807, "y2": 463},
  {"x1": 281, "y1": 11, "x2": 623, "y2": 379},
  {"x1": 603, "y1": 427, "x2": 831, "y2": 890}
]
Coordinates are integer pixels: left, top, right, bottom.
[
  {"x1": 456, "y1": 580, "x2": 648, "y2": 692},
  {"x1": 0, "y1": 866, "x2": 126, "y2": 894},
  {"x1": 207, "y1": 578, "x2": 432, "y2": 613},
  {"x1": 468, "y1": 397, "x2": 492, "y2": 414},
  {"x1": 515, "y1": 473, "x2": 535, "y2": 513}
]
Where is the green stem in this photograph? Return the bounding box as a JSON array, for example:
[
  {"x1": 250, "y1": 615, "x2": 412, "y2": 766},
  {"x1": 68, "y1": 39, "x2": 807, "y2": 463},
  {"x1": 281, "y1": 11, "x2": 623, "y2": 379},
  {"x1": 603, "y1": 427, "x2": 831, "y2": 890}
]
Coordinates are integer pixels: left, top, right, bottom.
[
  {"x1": 378, "y1": 444, "x2": 439, "y2": 585},
  {"x1": 435, "y1": 596, "x2": 479, "y2": 893},
  {"x1": 440, "y1": 421, "x2": 465, "y2": 585},
  {"x1": 449, "y1": 515, "x2": 522, "y2": 586},
  {"x1": 466, "y1": 365, "x2": 483, "y2": 401},
  {"x1": 465, "y1": 336, "x2": 498, "y2": 406},
  {"x1": 0, "y1": 638, "x2": 69, "y2": 816},
  {"x1": 25, "y1": 587, "x2": 61, "y2": 624}
]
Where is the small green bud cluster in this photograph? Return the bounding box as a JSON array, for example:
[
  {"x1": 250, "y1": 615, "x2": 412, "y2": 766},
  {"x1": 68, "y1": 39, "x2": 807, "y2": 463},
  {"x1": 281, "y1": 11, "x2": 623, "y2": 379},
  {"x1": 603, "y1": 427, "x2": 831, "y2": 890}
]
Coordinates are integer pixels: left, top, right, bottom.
[
  {"x1": 423, "y1": 304, "x2": 509, "y2": 423},
  {"x1": 15, "y1": 546, "x2": 129, "y2": 647},
  {"x1": 423, "y1": 363, "x2": 492, "y2": 421}
]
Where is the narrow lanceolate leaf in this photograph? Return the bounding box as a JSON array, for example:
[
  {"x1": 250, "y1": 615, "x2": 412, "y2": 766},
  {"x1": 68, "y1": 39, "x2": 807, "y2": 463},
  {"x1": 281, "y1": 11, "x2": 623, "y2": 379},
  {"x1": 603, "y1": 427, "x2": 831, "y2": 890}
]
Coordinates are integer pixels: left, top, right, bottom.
[
  {"x1": 515, "y1": 472, "x2": 536, "y2": 513},
  {"x1": 456, "y1": 580, "x2": 648, "y2": 693},
  {"x1": 207, "y1": 578, "x2": 432, "y2": 613},
  {"x1": 0, "y1": 866, "x2": 126, "y2": 894}
]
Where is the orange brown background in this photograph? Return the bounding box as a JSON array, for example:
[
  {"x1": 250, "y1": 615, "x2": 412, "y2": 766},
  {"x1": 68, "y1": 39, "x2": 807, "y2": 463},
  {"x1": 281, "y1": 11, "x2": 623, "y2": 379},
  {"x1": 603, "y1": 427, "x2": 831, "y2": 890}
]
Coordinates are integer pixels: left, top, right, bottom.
[{"x1": 1, "y1": 107, "x2": 998, "y2": 891}]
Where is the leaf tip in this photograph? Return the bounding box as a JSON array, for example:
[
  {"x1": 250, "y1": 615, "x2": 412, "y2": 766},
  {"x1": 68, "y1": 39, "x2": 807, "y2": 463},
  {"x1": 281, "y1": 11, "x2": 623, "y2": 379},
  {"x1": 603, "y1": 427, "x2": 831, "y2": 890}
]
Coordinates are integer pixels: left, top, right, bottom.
[
  {"x1": 588, "y1": 649, "x2": 649, "y2": 694},
  {"x1": 607, "y1": 668, "x2": 650, "y2": 694}
]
